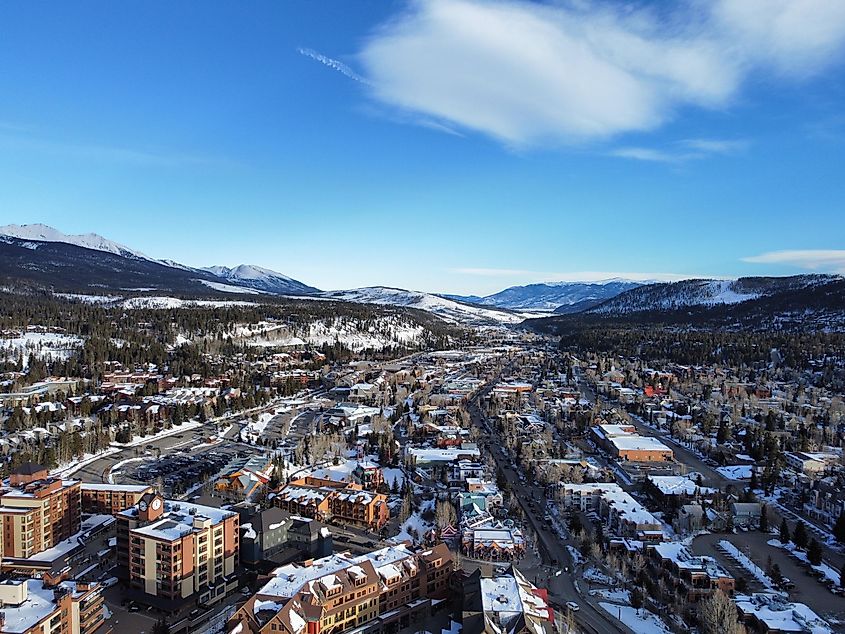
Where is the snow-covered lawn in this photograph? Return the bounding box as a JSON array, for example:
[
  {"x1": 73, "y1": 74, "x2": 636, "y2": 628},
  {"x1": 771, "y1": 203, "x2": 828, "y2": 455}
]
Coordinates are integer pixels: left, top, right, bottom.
[
  {"x1": 718, "y1": 540, "x2": 779, "y2": 591},
  {"x1": 391, "y1": 499, "x2": 434, "y2": 545},
  {"x1": 383, "y1": 467, "x2": 405, "y2": 489},
  {"x1": 767, "y1": 539, "x2": 842, "y2": 587},
  {"x1": 599, "y1": 603, "x2": 671, "y2": 634}
]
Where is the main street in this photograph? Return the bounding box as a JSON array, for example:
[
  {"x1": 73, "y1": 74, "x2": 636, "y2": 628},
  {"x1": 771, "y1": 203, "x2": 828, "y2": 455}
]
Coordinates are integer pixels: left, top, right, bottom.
[{"x1": 466, "y1": 387, "x2": 631, "y2": 634}]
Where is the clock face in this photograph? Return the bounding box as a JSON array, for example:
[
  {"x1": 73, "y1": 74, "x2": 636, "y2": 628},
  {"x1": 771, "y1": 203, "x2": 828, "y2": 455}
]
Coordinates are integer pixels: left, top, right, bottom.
[
  {"x1": 139, "y1": 500, "x2": 148, "y2": 512},
  {"x1": 151, "y1": 498, "x2": 162, "y2": 511}
]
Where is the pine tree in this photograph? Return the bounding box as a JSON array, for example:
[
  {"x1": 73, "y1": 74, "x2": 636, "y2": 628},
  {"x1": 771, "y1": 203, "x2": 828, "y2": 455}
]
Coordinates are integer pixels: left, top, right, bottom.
[
  {"x1": 779, "y1": 518, "x2": 790, "y2": 544},
  {"x1": 792, "y1": 521, "x2": 808, "y2": 550},
  {"x1": 759, "y1": 504, "x2": 768, "y2": 533},
  {"x1": 807, "y1": 538, "x2": 823, "y2": 566},
  {"x1": 769, "y1": 563, "x2": 783, "y2": 586},
  {"x1": 833, "y1": 512, "x2": 845, "y2": 545}
]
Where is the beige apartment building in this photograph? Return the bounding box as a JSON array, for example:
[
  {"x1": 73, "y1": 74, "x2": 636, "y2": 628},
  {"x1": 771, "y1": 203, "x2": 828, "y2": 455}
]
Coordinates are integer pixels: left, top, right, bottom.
[
  {"x1": 0, "y1": 463, "x2": 81, "y2": 559},
  {"x1": 0, "y1": 576, "x2": 106, "y2": 634},
  {"x1": 116, "y1": 492, "x2": 239, "y2": 610}
]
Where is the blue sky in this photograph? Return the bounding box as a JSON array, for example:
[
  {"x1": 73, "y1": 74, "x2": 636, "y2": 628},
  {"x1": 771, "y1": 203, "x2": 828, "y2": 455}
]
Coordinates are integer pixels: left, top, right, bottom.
[{"x1": 1, "y1": 0, "x2": 845, "y2": 295}]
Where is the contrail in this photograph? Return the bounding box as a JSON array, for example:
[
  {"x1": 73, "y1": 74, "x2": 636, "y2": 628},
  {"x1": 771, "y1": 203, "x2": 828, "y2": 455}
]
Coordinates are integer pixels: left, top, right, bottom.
[{"x1": 298, "y1": 47, "x2": 370, "y2": 85}]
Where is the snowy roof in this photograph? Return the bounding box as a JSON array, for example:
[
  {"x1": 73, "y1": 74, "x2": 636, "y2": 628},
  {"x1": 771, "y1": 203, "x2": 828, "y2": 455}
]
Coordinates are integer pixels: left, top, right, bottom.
[
  {"x1": 0, "y1": 580, "x2": 61, "y2": 633},
  {"x1": 609, "y1": 435, "x2": 672, "y2": 453},
  {"x1": 647, "y1": 475, "x2": 715, "y2": 496},
  {"x1": 81, "y1": 483, "x2": 152, "y2": 492},
  {"x1": 125, "y1": 499, "x2": 235, "y2": 542},
  {"x1": 480, "y1": 569, "x2": 550, "y2": 625},
  {"x1": 735, "y1": 593, "x2": 832, "y2": 634}
]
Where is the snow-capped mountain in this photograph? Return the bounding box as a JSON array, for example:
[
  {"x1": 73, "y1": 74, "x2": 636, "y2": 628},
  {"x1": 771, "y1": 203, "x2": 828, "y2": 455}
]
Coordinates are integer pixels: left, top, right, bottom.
[
  {"x1": 446, "y1": 279, "x2": 644, "y2": 312},
  {"x1": 0, "y1": 223, "x2": 317, "y2": 298},
  {"x1": 320, "y1": 287, "x2": 526, "y2": 325},
  {"x1": 0, "y1": 223, "x2": 151, "y2": 260},
  {"x1": 526, "y1": 274, "x2": 845, "y2": 332},
  {"x1": 202, "y1": 264, "x2": 319, "y2": 295},
  {"x1": 587, "y1": 276, "x2": 839, "y2": 315}
]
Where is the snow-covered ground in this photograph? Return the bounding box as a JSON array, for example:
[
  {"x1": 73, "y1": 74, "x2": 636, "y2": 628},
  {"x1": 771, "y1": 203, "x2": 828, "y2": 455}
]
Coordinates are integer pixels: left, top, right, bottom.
[
  {"x1": 229, "y1": 316, "x2": 431, "y2": 352},
  {"x1": 391, "y1": 499, "x2": 435, "y2": 544},
  {"x1": 716, "y1": 464, "x2": 753, "y2": 480},
  {"x1": 241, "y1": 412, "x2": 277, "y2": 442},
  {"x1": 120, "y1": 296, "x2": 258, "y2": 309},
  {"x1": 304, "y1": 317, "x2": 427, "y2": 352},
  {"x1": 383, "y1": 467, "x2": 405, "y2": 489},
  {"x1": 589, "y1": 588, "x2": 631, "y2": 603},
  {"x1": 0, "y1": 331, "x2": 83, "y2": 368},
  {"x1": 198, "y1": 279, "x2": 265, "y2": 294},
  {"x1": 582, "y1": 567, "x2": 616, "y2": 585},
  {"x1": 599, "y1": 603, "x2": 671, "y2": 634},
  {"x1": 320, "y1": 286, "x2": 527, "y2": 325}
]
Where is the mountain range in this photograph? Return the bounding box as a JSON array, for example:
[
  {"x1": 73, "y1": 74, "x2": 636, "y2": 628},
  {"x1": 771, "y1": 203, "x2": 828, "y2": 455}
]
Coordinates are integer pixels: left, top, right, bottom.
[
  {"x1": 527, "y1": 274, "x2": 845, "y2": 332},
  {"x1": 445, "y1": 278, "x2": 644, "y2": 312},
  {"x1": 2, "y1": 223, "x2": 844, "y2": 331},
  {"x1": 0, "y1": 224, "x2": 318, "y2": 297}
]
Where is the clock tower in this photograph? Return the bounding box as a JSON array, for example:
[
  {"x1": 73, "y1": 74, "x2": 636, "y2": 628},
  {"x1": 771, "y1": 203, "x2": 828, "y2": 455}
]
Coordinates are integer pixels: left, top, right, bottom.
[{"x1": 137, "y1": 491, "x2": 165, "y2": 522}]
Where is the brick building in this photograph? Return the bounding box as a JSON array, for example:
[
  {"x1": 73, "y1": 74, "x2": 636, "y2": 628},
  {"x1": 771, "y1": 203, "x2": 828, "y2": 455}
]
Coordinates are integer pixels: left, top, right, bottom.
[
  {"x1": 81, "y1": 483, "x2": 155, "y2": 515},
  {"x1": 272, "y1": 477, "x2": 389, "y2": 530},
  {"x1": 226, "y1": 543, "x2": 452, "y2": 634}
]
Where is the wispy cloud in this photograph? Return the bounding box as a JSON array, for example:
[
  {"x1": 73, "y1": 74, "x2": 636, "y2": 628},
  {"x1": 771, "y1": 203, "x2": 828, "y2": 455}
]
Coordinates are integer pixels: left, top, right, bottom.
[
  {"x1": 742, "y1": 249, "x2": 845, "y2": 273},
  {"x1": 681, "y1": 138, "x2": 749, "y2": 154},
  {"x1": 611, "y1": 137, "x2": 749, "y2": 163},
  {"x1": 339, "y1": 0, "x2": 845, "y2": 148},
  {"x1": 610, "y1": 147, "x2": 682, "y2": 163},
  {"x1": 451, "y1": 268, "x2": 702, "y2": 282},
  {"x1": 298, "y1": 47, "x2": 370, "y2": 85},
  {"x1": 0, "y1": 134, "x2": 232, "y2": 168}
]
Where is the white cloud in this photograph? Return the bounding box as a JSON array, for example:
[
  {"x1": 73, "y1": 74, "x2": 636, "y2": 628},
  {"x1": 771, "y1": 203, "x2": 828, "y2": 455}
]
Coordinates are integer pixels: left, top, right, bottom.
[
  {"x1": 451, "y1": 268, "x2": 700, "y2": 283},
  {"x1": 742, "y1": 249, "x2": 845, "y2": 273},
  {"x1": 341, "y1": 0, "x2": 845, "y2": 148}
]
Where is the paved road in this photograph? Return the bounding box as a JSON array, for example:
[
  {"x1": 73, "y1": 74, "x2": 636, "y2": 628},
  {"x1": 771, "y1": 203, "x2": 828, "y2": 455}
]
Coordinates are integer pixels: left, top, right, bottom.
[{"x1": 466, "y1": 389, "x2": 631, "y2": 634}]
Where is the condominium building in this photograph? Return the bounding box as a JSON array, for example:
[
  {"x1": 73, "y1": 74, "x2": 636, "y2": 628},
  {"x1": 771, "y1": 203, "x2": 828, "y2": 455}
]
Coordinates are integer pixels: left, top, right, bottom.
[
  {"x1": 226, "y1": 543, "x2": 452, "y2": 634},
  {"x1": 116, "y1": 492, "x2": 239, "y2": 610},
  {"x1": 81, "y1": 483, "x2": 155, "y2": 515},
  {"x1": 0, "y1": 576, "x2": 106, "y2": 634},
  {"x1": 272, "y1": 477, "x2": 389, "y2": 530},
  {"x1": 646, "y1": 542, "x2": 734, "y2": 603},
  {"x1": 0, "y1": 463, "x2": 81, "y2": 559}
]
